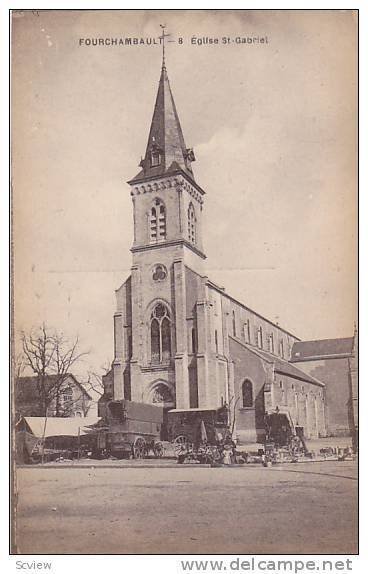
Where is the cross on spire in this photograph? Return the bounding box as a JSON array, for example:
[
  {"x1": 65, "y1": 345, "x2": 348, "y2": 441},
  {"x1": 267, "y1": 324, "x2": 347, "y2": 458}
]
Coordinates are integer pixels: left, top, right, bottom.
[{"x1": 159, "y1": 24, "x2": 170, "y2": 69}]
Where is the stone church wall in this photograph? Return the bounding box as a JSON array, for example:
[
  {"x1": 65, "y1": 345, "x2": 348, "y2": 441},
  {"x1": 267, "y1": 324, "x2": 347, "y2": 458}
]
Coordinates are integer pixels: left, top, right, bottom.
[
  {"x1": 293, "y1": 358, "x2": 351, "y2": 436},
  {"x1": 229, "y1": 338, "x2": 269, "y2": 443}
]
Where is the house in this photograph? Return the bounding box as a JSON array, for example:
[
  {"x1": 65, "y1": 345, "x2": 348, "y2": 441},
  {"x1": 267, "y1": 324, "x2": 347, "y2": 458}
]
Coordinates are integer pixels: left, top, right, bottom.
[{"x1": 15, "y1": 373, "x2": 92, "y2": 420}]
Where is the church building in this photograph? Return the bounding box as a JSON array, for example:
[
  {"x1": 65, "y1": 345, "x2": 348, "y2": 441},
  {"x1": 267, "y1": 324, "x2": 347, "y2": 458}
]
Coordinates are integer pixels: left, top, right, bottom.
[{"x1": 102, "y1": 58, "x2": 329, "y2": 444}]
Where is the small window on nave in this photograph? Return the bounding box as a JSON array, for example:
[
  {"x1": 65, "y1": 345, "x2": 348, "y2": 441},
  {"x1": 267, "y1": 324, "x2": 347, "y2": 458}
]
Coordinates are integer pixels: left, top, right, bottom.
[
  {"x1": 232, "y1": 310, "x2": 237, "y2": 337},
  {"x1": 268, "y1": 333, "x2": 274, "y2": 353},
  {"x1": 243, "y1": 321, "x2": 250, "y2": 343},
  {"x1": 257, "y1": 326, "x2": 263, "y2": 349},
  {"x1": 279, "y1": 339, "x2": 285, "y2": 358},
  {"x1": 242, "y1": 380, "x2": 254, "y2": 408}
]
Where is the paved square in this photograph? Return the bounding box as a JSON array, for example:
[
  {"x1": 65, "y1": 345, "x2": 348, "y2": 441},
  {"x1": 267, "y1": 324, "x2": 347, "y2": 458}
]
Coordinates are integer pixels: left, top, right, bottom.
[{"x1": 15, "y1": 461, "x2": 357, "y2": 554}]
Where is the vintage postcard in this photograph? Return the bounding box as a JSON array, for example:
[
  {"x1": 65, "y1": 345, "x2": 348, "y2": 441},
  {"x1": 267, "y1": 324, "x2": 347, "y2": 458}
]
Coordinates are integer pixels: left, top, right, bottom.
[{"x1": 11, "y1": 9, "x2": 358, "y2": 556}]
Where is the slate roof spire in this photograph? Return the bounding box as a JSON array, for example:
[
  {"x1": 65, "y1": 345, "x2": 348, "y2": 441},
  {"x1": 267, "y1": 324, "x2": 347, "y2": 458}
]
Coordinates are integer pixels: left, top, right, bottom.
[{"x1": 129, "y1": 48, "x2": 196, "y2": 184}]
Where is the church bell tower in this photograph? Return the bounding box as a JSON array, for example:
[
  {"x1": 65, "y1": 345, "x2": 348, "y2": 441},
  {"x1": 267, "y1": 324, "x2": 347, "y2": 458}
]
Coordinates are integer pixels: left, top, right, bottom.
[
  {"x1": 112, "y1": 49, "x2": 208, "y2": 410},
  {"x1": 128, "y1": 62, "x2": 206, "y2": 260}
]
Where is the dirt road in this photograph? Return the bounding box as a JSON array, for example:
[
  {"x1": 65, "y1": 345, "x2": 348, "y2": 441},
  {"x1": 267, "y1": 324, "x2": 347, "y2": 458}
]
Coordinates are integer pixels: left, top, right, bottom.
[{"x1": 14, "y1": 461, "x2": 357, "y2": 554}]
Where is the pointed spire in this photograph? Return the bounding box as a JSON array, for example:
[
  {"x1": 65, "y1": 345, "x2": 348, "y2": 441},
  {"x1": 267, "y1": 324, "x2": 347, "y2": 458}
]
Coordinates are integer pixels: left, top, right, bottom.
[{"x1": 129, "y1": 55, "x2": 196, "y2": 184}]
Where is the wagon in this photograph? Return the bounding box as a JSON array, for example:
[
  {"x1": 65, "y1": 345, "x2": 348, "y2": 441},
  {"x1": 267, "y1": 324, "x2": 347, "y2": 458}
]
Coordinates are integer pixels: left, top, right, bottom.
[
  {"x1": 93, "y1": 399, "x2": 164, "y2": 459},
  {"x1": 167, "y1": 406, "x2": 231, "y2": 456},
  {"x1": 263, "y1": 408, "x2": 309, "y2": 463}
]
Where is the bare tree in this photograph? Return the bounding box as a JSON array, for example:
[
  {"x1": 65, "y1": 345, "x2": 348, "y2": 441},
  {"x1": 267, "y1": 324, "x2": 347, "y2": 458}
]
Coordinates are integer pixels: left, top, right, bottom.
[
  {"x1": 20, "y1": 324, "x2": 88, "y2": 417},
  {"x1": 14, "y1": 352, "x2": 26, "y2": 380},
  {"x1": 84, "y1": 360, "x2": 112, "y2": 398}
]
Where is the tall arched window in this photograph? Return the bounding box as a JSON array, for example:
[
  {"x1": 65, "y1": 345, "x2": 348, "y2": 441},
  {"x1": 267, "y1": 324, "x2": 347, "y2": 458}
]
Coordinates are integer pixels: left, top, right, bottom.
[
  {"x1": 232, "y1": 310, "x2": 237, "y2": 337},
  {"x1": 188, "y1": 203, "x2": 196, "y2": 244},
  {"x1": 257, "y1": 326, "x2": 263, "y2": 349},
  {"x1": 242, "y1": 380, "x2": 254, "y2": 408},
  {"x1": 280, "y1": 380, "x2": 286, "y2": 404},
  {"x1": 150, "y1": 199, "x2": 166, "y2": 242},
  {"x1": 268, "y1": 333, "x2": 274, "y2": 353},
  {"x1": 279, "y1": 339, "x2": 284, "y2": 358},
  {"x1": 150, "y1": 303, "x2": 171, "y2": 364},
  {"x1": 243, "y1": 320, "x2": 250, "y2": 343}
]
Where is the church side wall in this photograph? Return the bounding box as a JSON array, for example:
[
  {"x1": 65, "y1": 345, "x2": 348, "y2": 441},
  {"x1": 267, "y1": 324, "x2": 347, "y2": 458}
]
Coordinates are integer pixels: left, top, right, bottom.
[
  {"x1": 229, "y1": 338, "x2": 269, "y2": 444},
  {"x1": 210, "y1": 287, "x2": 299, "y2": 362},
  {"x1": 229, "y1": 337, "x2": 326, "y2": 444},
  {"x1": 292, "y1": 358, "x2": 351, "y2": 436},
  {"x1": 271, "y1": 374, "x2": 326, "y2": 439}
]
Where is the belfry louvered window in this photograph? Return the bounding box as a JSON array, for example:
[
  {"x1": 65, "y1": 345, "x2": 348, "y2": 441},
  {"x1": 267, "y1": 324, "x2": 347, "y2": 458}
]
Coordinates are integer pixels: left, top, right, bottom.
[
  {"x1": 188, "y1": 203, "x2": 196, "y2": 244},
  {"x1": 150, "y1": 303, "x2": 171, "y2": 364},
  {"x1": 150, "y1": 199, "x2": 166, "y2": 242}
]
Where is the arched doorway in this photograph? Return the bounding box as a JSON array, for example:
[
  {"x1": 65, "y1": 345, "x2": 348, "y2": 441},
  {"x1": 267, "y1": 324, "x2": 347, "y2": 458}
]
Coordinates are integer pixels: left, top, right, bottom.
[
  {"x1": 145, "y1": 381, "x2": 175, "y2": 440},
  {"x1": 150, "y1": 382, "x2": 174, "y2": 406}
]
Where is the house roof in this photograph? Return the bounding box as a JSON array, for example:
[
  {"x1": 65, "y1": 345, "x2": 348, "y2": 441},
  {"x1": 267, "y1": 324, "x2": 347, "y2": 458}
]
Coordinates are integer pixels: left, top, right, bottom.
[
  {"x1": 16, "y1": 374, "x2": 92, "y2": 400},
  {"x1": 290, "y1": 338, "x2": 354, "y2": 362},
  {"x1": 229, "y1": 336, "x2": 325, "y2": 387},
  {"x1": 17, "y1": 416, "x2": 101, "y2": 438}
]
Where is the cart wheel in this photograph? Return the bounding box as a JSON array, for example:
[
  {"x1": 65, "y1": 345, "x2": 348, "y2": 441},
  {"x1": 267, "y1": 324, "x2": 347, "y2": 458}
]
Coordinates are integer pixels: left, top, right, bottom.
[
  {"x1": 132, "y1": 437, "x2": 146, "y2": 459},
  {"x1": 173, "y1": 435, "x2": 191, "y2": 455},
  {"x1": 153, "y1": 441, "x2": 164, "y2": 458}
]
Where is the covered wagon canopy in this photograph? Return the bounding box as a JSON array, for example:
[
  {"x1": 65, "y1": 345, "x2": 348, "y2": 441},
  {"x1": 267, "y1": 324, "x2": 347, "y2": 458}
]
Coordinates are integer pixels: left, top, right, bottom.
[
  {"x1": 265, "y1": 407, "x2": 295, "y2": 431},
  {"x1": 16, "y1": 416, "x2": 101, "y2": 438}
]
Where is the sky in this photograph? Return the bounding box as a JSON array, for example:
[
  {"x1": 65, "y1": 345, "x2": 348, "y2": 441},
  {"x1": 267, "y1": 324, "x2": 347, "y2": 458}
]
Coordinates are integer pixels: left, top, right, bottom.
[{"x1": 12, "y1": 9, "x2": 357, "y2": 379}]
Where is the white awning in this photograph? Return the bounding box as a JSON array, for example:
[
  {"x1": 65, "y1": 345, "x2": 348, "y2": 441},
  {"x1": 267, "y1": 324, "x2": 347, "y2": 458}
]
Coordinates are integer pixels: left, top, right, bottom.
[{"x1": 20, "y1": 416, "x2": 101, "y2": 438}]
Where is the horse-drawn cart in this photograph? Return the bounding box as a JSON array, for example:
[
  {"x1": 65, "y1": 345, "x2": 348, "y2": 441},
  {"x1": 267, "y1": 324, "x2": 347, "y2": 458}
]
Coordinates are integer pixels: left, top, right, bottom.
[
  {"x1": 92, "y1": 399, "x2": 164, "y2": 459},
  {"x1": 263, "y1": 408, "x2": 309, "y2": 464},
  {"x1": 167, "y1": 406, "x2": 232, "y2": 462},
  {"x1": 92, "y1": 401, "x2": 233, "y2": 462}
]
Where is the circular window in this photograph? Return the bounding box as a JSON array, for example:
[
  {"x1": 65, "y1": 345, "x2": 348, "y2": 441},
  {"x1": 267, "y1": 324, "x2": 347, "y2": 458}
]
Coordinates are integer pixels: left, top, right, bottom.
[{"x1": 152, "y1": 264, "x2": 167, "y2": 282}]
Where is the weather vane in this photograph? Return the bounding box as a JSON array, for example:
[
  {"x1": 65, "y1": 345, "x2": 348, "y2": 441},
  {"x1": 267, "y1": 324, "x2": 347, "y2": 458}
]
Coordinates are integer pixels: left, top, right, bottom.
[{"x1": 159, "y1": 24, "x2": 170, "y2": 68}]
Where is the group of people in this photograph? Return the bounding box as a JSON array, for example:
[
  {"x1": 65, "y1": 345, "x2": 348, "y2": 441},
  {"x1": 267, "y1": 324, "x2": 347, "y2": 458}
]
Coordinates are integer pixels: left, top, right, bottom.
[{"x1": 177, "y1": 435, "x2": 240, "y2": 466}]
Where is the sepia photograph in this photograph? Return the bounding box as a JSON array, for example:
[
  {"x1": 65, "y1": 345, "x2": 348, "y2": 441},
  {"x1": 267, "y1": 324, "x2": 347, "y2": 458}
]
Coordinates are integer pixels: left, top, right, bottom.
[{"x1": 11, "y1": 9, "x2": 358, "y2": 556}]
